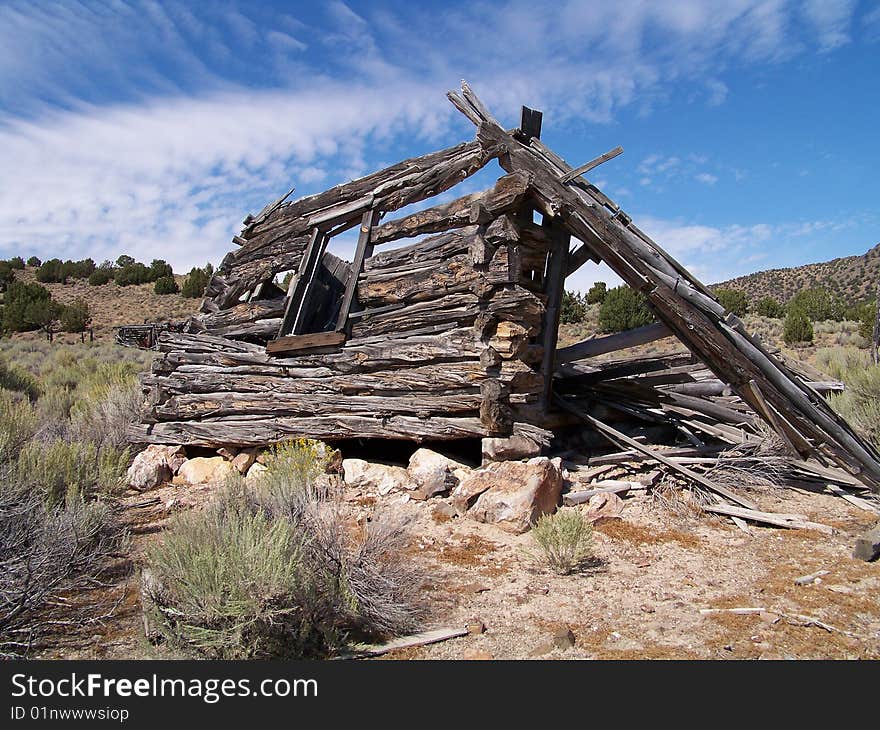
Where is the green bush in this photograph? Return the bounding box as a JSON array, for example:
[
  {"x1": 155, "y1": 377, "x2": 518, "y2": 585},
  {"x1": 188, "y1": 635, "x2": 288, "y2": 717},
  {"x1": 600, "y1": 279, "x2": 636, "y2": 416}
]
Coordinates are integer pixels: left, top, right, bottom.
[
  {"x1": 26, "y1": 256, "x2": 41, "y2": 268},
  {"x1": 0, "y1": 261, "x2": 15, "y2": 291},
  {"x1": 828, "y1": 365, "x2": 880, "y2": 448},
  {"x1": 143, "y1": 440, "x2": 423, "y2": 659},
  {"x1": 34, "y1": 258, "x2": 65, "y2": 283},
  {"x1": 115, "y1": 255, "x2": 135, "y2": 268},
  {"x1": 527, "y1": 509, "x2": 593, "y2": 575},
  {"x1": 783, "y1": 307, "x2": 814, "y2": 346},
  {"x1": 7, "y1": 257, "x2": 24, "y2": 270},
  {"x1": 788, "y1": 287, "x2": 844, "y2": 322},
  {"x1": 114, "y1": 262, "x2": 151, "y2": 287},
  {"x1": 0, "y1": 358, "x2": 40, "y2": 401},
  {"x1": 755, "y1": 296, "x2": 784, "y2": 319},
  {"x1": 598, "y1": 285, "x2": 654, "y2": 333},
  {"x1": 60, "y1": 298, "x2": 90, "y2": 333},
  {"x1": 149, "y1": 259, "x2": 173, "y2": 282},
  {"x1": 88, "y1": 268, "x2": 113, "y2": 286},
  {"x1": 586, "y1": 281, "x2": 607, "y2": 305},
  {"x1": 560, "y1": 290, "x2": 587, "y2": 324},
  {"x1": 856, "y1": 300, "x2": 877, "y2": 342},
  {"x1": 714, "y1": 288, "x2": 749, "y2": 317},
  {"x1": 181, "y1": 265, "x2": 211, "y2": 298},
  {"x1": 2, "y1": 280, "x2": 60, "y2": 332},
  {"x1": 153, "y1": 276, "x2": 179, "y2": 295}
]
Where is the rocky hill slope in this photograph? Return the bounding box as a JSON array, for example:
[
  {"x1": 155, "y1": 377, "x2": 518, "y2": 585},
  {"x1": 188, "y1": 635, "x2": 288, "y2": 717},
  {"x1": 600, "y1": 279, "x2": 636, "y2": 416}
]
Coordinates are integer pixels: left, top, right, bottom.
[{"x1": 715, "y1": 243, "x2": 880, "y2": 305}]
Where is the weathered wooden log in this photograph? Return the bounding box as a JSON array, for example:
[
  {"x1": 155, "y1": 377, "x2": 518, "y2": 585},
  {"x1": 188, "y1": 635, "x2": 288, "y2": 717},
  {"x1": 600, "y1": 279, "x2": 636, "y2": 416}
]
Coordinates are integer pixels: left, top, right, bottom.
[
  {"x1": 154, "y1": 327, "x2": 482, "y2": 375},
  {"x1": 556, "y1": 323, "x2": 673, "y2": 363},
  {"x1": 197, "y1": 301, "x2": 287, "y2": 340},
  {"x1": 130, "y1": 414, "x2": 489, "y2": 447},
  {"x1": 152, "y1": 391, "x2": 485, "y2": 421},
  {"x1": 371, "y1": 170, "x2": 531, "y2": 244},
  {"x1": 365, "y1": 228, "x2": 475, "y2": 272},
  {"x1": 358, "y1": 246, "x2": 517, "y2": 306}
]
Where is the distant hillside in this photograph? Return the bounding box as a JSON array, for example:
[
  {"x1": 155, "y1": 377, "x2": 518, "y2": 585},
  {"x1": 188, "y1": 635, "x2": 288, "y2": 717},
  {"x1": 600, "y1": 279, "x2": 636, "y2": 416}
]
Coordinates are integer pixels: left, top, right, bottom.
[
  {"x1": 11, "y1": 267, "x2": 198, "y2": 340},
  {"x1": 715, "y1": 243, "x2": 880, "y2": 305}
]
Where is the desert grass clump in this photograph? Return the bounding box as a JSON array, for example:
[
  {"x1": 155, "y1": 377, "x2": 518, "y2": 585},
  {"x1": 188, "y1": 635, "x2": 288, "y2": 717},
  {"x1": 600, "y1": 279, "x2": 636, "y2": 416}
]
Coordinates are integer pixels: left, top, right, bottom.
[
  {"x1": 0, "y1": 357, "x2": 40, "y2": 400},
  {"x1": 0, "y1": 391, "x2": 39, "y2": 463},
  {"x1": 828, "y1": 365, "x2": 880, "y2": 448},
  {"x1": 16, "y1": 439, "x2": 129, "y2": 507},
  {"x1": 143, "y1": 441, "x2": 423, "y2": 659},
  {"x1": 527, "y1": 508, "x2": 593, "y2": 575}
]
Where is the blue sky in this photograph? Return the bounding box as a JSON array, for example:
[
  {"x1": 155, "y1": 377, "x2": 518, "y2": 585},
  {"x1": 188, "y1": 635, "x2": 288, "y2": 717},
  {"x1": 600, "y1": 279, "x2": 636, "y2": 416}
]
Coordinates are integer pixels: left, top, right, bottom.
[{"x1": 0, "y1": 0, "x2": 878, "y2": 294}]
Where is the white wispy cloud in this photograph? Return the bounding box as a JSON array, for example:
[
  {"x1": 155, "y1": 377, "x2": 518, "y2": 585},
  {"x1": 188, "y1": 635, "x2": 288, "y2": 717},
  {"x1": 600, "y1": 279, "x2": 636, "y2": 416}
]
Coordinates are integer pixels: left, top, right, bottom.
[
  {"x1": 0, "y1": 0, "x2": 866, "y2": 273},
  {"x1": 802, "y1": 0, "x2": 857, "y2": 51},
  {"x1": 695, "y1": 172, "x2": 719, "y2": 185}
]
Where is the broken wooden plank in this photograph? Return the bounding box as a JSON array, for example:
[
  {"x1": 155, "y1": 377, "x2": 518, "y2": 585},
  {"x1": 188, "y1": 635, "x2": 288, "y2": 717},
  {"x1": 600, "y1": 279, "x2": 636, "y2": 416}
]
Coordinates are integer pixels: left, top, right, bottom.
[
  {"x1": 276, "y1": 227, "x2": 325, "y2": 337},
  {"x1": 306, "y1": 194, "x2": 374, "y2": 229},
  {"x1": 558, "y1": 146, "x2": 623, "y2": 183},
  {"x1": 555, "y1": 395, "x2": 758, "y2": 509},
  {"x1": 336, "y1": 208, "x2": 379, "y2": 333},
  {"x1": 825, "y1": 483, "x2": 880, "y2": 515},
  {"x1": 518, "y1": 105, "x2": 543, "y2": 142},
  {"x1": 556, "y1": 322, "x2": 672, "y2": 363},
  {"x1": 703, "y1": 504, "x2": 834, "y2": 534},
  {"x1": 347, "y1": 627, "x2": 469, "y2": 658},
  {"x1": 563, "y1": 480, "x2": 644, "y2": 505},
  {"x1": 266, "y1": 330, "x2": 346, "y2": 355}
]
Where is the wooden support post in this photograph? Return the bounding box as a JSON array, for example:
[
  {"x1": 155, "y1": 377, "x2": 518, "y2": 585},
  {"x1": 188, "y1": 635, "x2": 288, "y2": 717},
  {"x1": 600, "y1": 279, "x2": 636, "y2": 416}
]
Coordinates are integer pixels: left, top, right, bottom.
[
  {"x1": 518, "y1": 106, "x2": 543, "y2": 142},
  {"x1": 539, "y1": 218, "x2": 570, "y2": 411},
  {"x1": 337, "y1": 208, "x2": 380, "y2": 333},
  {"x1": 276, "y1": 227, "x2": 328, "y2": 338}
]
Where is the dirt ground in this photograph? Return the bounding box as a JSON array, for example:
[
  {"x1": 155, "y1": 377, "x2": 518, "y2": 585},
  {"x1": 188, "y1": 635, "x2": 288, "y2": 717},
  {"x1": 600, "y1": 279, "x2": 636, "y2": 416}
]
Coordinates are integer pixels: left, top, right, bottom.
[{"x1": 44, "y1": 473, "x2": 880, "y2": 661}]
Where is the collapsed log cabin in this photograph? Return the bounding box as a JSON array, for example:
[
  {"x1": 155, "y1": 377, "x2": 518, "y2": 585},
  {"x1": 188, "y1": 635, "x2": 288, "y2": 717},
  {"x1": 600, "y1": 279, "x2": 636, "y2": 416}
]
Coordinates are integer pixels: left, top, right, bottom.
[{"x1": 131, "y1": 82, "x2": 880, "y2": 492}]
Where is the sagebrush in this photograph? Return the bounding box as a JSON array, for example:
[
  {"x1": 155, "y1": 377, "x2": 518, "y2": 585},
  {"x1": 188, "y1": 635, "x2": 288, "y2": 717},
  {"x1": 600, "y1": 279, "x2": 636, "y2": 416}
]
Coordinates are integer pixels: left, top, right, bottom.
[
  {"x1": 143, "y1": 440, "x2": 424, "y2": 659},
  {"x1": 528, "y1": 509, "x2": 593, "y2": 575}
]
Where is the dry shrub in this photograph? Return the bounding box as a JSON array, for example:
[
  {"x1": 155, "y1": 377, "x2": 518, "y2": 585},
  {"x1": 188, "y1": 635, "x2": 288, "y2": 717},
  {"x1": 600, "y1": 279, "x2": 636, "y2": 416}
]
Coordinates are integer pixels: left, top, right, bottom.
[
  {"x1": 143, "y1": 440, "x2": 424, "y2": 659},
  {"x1": 67, "y1": 381, "x2": 141, "y2": 451},
  {"x1": 703, "y1": 427, "x2": 789, "y2": 493},
  {"x1": 527, "y1": 508, "x2": 593, "y2": 575},
  {"x1": 0, "y1": 480, "x2": 124, "y2": 658}
]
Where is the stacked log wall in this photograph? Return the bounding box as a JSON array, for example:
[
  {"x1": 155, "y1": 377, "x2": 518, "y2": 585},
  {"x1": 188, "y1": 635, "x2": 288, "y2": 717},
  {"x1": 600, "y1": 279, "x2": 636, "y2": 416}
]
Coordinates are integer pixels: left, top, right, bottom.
[{"x1": 134, "y1": 202, "x2": 556, "y2": 448}]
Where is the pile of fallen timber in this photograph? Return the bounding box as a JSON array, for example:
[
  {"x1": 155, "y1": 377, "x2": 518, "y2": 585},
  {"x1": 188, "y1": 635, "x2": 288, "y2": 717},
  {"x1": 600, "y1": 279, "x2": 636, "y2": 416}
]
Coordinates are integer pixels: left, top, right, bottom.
[{"x1": 548, "y1": 350, "x2": 878, "y2": 531}]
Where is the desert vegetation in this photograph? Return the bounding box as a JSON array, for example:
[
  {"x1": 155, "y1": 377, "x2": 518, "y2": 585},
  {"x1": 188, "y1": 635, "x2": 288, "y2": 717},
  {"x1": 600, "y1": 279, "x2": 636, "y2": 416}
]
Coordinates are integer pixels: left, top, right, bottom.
[
  {"x1": 142, "y1": 439, "x2": 424, "y2": 659},
  {"x1": 0, "y1": 340, "x2": 150, "y2": 657},
  {"x1": 527, "y1": 509, "x2": 594, "y2": 575},
  {"x1": 718, "y1": 242, "x2": 880, "y2": 305}
]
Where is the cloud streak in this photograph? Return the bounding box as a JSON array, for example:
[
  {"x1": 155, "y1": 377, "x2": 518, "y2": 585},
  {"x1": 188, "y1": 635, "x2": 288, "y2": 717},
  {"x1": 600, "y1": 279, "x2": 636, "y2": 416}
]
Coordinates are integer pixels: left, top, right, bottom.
[{"x1": 0, "y1": 0, "x2": 869, "y2": 274}]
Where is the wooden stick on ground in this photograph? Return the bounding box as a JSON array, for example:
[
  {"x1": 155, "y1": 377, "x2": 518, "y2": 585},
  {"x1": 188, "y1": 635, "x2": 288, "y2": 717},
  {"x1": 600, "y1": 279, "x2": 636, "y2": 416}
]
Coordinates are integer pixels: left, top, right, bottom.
[
  {"x1": 345, "y1": 627, "x2": 469, "y2": 658},
  {"x1": 702, "y1": 504, "x2": 834, "y2": 534}
]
